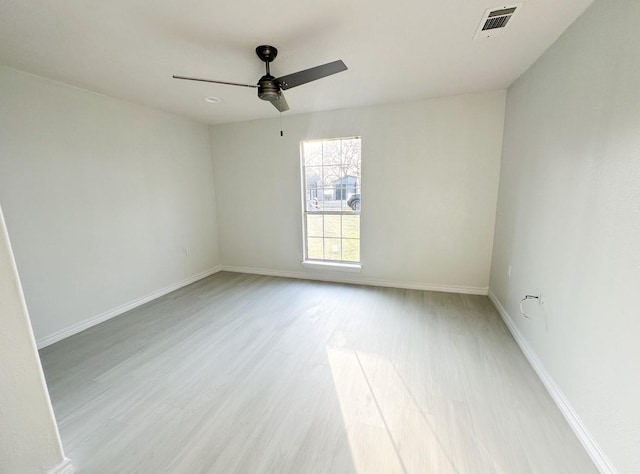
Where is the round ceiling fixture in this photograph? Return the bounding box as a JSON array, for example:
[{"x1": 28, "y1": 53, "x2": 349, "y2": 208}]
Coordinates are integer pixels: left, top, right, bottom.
[{"x1": 204, "y1": 96, "x2": 221, "y2": 103}]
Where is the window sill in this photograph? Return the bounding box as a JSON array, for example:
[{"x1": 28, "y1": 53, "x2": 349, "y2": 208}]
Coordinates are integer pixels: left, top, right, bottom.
[{"x1": 301, "y1": 261, "x2": 362, "y2": 273}]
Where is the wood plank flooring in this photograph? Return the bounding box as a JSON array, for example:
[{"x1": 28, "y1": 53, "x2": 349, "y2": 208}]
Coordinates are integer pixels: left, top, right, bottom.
[{"x1": 39, "y1": 272, "x2": 597, "y2": 473}]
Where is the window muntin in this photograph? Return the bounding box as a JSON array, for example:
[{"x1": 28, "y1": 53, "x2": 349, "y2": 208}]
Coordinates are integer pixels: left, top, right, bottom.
[{"x1": 301, "y1": 137, "x2": 361, "y2": 263}]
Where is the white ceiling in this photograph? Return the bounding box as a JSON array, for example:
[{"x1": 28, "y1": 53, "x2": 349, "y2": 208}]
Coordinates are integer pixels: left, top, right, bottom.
[{"x1": 0, "y1": 0, "x2": 593, "y2": 125}]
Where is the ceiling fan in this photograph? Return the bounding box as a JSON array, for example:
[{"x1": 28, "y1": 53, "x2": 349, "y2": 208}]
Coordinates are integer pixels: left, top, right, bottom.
[{"x1": 173, "y1": 45, "x2": 347, "y2": 112}]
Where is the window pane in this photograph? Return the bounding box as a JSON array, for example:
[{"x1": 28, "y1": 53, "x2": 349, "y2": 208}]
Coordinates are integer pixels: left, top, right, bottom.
[
  {"x1": 342, "y1": 215, "x2": 360, "y2": 239},
  {"x1": 306, "y1": 215, "x2": 323, "y2": 237},
  {"x1": 323, "y1": 215, "x2": 341, "y2": 238},
  {"x1": 342, "y1": 239, "x2": 360, "y2": 262},
  {"x1": 307, "y1": 237, "x2": 323, "y2": 260},
  {"x1": 305, "y1": 167, "x2": 322, "y2": 188},
  {"x1": 322, "y1": 166, "x2": 341, "y2": 187},
  {"x1": 324, "y1": 238, "x2": 342, "y2": 260},
  {"x1": 341, "y1": 138, "x2": 361, "y2": 177},
  {"x1": 303, "y1": 142, "x2": 322, "y2": 166},
  {"x1": 323, "y1": 140, "x2": 342, "y2": 165},
  {"x1": 318, "y1": 185, "x2": 332, "y2": 210},
  {"x1": 304, "y1": 166, "x2": 322, "y2": 211}
]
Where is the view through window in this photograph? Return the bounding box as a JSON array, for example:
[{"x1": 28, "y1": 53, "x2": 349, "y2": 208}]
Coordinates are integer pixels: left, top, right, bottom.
[{"x1": 301, "y1": 137, "x2": 361, "y2": 263}]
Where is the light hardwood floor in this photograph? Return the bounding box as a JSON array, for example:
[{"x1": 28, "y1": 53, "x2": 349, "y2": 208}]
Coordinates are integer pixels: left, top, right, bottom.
[{"x1": 40, "y1": 272, "x2": 597, "y2": 473}]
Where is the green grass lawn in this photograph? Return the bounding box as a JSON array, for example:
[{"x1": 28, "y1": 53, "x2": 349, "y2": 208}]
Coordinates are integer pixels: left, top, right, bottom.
[{"x1": 306, "y1": 214, "x2": 360, "y2": 262}]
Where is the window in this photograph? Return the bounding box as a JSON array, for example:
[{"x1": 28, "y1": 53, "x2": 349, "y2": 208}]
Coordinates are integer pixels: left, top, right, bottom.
[{"x1": 301, "y1": 137, "x2": 361, "y2": 264}]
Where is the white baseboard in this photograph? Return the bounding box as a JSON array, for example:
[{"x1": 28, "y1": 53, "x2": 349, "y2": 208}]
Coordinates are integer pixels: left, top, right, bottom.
[
  {"x1": 488, "y1": 290, "x2": 617, "y2": 474},
  {"x1": 48, "y1": 457, "x2": 74, "y2": 474},
  {"x1": 37, "y1": 266, "x2": 222, "y2": 349},
  {"x1": 221, "y1": 265, "x2": 488, "y2": 295}
]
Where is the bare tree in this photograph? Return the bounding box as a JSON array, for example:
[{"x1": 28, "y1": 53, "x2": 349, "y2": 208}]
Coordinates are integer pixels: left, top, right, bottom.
[{"x1": 319, "y1": 138, "x2": 361, "y2": 186}]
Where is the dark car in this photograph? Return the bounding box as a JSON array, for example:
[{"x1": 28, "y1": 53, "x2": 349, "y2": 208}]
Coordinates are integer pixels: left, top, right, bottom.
[{"x1": 347, "y1": 193, "x2": 360, "y2": 211}]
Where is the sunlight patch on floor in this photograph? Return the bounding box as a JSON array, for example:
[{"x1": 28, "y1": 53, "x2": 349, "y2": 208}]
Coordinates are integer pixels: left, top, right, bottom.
[{"x1": 326, "y1": 345, "x2": 460, "y2": 473}]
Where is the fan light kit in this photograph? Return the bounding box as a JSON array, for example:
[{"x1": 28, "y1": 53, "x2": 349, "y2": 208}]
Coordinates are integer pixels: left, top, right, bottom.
[{"x1": 174, "y1": 45, "x2": 347, "y2": 112}]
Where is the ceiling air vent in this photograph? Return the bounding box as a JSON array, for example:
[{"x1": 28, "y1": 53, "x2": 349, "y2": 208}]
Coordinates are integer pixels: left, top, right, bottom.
[{"x1": 474, "y1": 4, "x2": 522, "y2": 38}]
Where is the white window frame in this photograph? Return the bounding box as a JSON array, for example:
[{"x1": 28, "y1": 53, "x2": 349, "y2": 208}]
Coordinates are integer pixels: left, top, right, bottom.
[{"x1": 300, "y1": 137, "x2": 362, "y2": 270}]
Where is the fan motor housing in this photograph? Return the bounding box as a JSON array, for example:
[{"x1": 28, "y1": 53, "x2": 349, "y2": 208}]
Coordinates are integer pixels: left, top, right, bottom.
[{"x1": 257, "y1": 75, "x2": 281, "y2": 101}]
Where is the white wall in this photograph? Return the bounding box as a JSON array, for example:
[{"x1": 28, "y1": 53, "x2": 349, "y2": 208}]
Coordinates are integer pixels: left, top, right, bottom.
[
  {"x1": 0, "y1": 66, "x2": 221, "y2": 345},
  {"x1": 490, "y1": 0, "x2": 640, "y2": 472},
  {"x1": 210, "y1": 91, "x2": 506, "y2": 292},
  {"x1": 0, "y1": 204, "x2": 69, "y2": 474}
]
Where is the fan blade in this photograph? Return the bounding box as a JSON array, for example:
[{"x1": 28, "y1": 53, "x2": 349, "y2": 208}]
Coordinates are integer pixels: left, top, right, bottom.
[
  {"x1": 268, "y1": 92, "x2": 289, "y2": 112},
  {"x1": 172, "y1": 75, "x2": 258, "y2": 88},
  {"x1": 275, "y1": 60, "x2": 347, "y2": 90}
]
